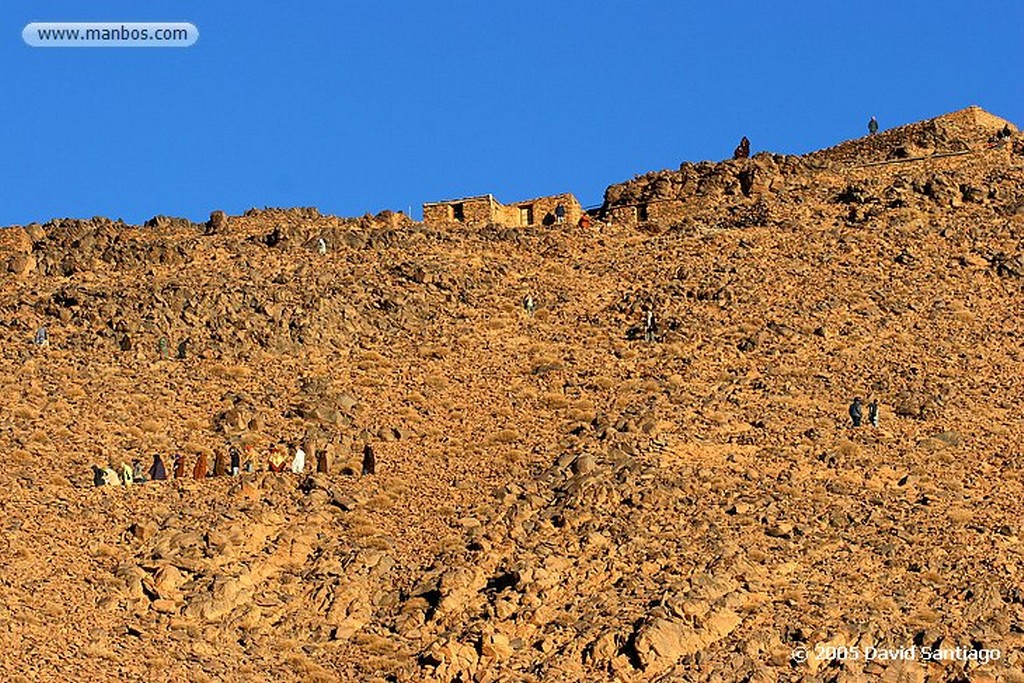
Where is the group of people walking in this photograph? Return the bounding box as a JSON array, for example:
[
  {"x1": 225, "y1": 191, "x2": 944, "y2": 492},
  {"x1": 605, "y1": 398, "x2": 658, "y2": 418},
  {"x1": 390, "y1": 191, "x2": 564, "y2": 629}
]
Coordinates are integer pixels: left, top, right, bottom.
[
  {"x1": 849, "y1": 397, "x2": 880, "y2": 428},
  {"x1": 92, "y1": 442, "x2": 377, "y2": 487}
]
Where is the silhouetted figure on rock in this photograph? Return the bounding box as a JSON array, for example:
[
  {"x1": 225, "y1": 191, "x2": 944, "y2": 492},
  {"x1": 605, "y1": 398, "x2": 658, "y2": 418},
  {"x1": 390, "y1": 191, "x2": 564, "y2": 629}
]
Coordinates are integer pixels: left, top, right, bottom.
[
  {"x1": 362, "y1": 444, "x2": 376, "y2": 476},
  {"x1": 150, "y1": 454, "x2": 167, "y2": 481},
  {"x1": 849, "y1": 397, "x2": 864, "y2": 427},
  {"x1": 229, "y1": 447, "x2": 241, "y2": 476},
  {"x1": 733, "y1": 136, "x2": 750, "y2": 159},
  {"x1": 868, "y1": 116, "x2": 879, "y2": 135}
]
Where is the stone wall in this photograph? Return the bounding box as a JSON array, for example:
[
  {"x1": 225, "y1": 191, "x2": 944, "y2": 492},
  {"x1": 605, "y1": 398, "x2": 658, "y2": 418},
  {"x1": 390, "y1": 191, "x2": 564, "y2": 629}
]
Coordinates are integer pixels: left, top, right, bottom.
[
  {"x1": 422, "y1": 195, "x2": 500, "y2": 225},
  {"x1": 509, "y1": 193, "x2": 582, "y2": 226},
  {"x1": 423, "y1": 193, "x2": 582, "y2": 227},
  {"x1": 422, "y1": 203, "x2": 453, "y2": 224},
  {"x1": 647, "y1": 200, "x2": 689, "y2": 225}
]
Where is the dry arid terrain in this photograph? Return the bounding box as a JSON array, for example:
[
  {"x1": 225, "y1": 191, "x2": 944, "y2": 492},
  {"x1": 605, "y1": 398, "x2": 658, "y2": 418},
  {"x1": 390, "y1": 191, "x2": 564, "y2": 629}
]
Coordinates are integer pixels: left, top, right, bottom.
[{"x1": 2, "y1": 107, "x2": 1023, "y2": 682}]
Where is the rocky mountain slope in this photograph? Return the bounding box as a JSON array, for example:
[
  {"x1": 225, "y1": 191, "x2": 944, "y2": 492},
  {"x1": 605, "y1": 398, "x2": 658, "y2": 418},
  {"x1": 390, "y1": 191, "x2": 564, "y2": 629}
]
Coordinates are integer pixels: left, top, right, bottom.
[{"x1": 1, "y1": 107, "x2": 1023, "y2": 682}]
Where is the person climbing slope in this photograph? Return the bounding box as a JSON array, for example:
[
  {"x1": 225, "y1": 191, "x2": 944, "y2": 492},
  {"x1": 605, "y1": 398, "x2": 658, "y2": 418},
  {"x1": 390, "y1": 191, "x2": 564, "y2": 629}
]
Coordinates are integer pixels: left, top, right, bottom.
[
  {"x1": 150, "y1": 454, "x2": 168, "y2": 481},
  {"x1": 193, "y1": 452, "x2": 209, "y2": 479},
  {"x1": 291, "y1": 444, "x2": 306, "y2": 474},
  {"x1": 173, "y1": 453, "x2": 186, "y2": 478},
  {"x1": 101, "y1": 465, "x2": 121, "y2": 486},
  {"x1": 362, "y1": 443, "x2": 376, "y2": 476},
  {"x1": 243, "y1": 444, "x2": 255, "y2": 473},
  {"x1": 644, "y1": 308, "x2": 657, "y2": 343},
  {"x1": 229, "y1": 446, "x2": 241, "y2": 476},
  {"x1": 268, "y1": 444, "x2": 288, "y2": 473},
  {"x1": 849, "y1": 397, "x2": 864, "y2": 427},
  {"x1": 213, "y1": 448, "x2": 228, "y2": 477}
]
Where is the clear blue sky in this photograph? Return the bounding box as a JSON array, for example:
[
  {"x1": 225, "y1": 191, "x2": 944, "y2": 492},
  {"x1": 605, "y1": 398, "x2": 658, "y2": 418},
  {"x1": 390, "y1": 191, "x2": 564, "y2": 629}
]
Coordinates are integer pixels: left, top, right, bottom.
[{"x1": 3, "y1": 1, "x2": 1022, "y2": 225}]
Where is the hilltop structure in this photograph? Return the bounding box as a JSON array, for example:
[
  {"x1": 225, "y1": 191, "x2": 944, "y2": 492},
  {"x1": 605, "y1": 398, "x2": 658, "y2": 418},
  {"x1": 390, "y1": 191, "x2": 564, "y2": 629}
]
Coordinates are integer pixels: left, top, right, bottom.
[{"x1": 422, "y1": 193, "x2": 581, "y2": 227}]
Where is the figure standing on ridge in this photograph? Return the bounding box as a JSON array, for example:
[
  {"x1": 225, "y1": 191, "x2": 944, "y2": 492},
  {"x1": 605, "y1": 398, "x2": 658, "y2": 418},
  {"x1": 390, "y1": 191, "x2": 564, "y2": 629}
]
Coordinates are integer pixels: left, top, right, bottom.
[
  {"x1": 733, "y1": 136, "x2": 750, "y2": 159},
  {"x1": 849, "y1": 397, "x2": 864, "y2": 428},
  {"x1": 523, "y1": 294, "x2": 536, "y2": 316},
  {"x1": 868, "y1": 116, "x2": 879, "y2": 135},
  {"x1": 317, "y1": 237, "x2": 327, "y2": 255},
  {"x1": 868, "y1": 399, "x2": 880, "y2": 428},
  {"x1": 555, "y1": 204, "x2": 566, "y2": 224}
]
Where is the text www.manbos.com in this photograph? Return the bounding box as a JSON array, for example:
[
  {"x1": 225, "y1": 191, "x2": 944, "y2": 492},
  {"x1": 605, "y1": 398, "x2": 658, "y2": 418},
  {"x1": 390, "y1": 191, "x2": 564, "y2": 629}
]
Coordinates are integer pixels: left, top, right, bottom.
[{"x1": 23, "y1": 22, "x2": 198, "y2": 47}]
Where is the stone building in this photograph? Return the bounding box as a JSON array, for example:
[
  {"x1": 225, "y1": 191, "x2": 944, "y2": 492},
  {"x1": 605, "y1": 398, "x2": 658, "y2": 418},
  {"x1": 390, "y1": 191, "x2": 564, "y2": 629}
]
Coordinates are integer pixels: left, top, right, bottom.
[{"x1": 423, "y1": 193, "x2": 582, "y2": 227}]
